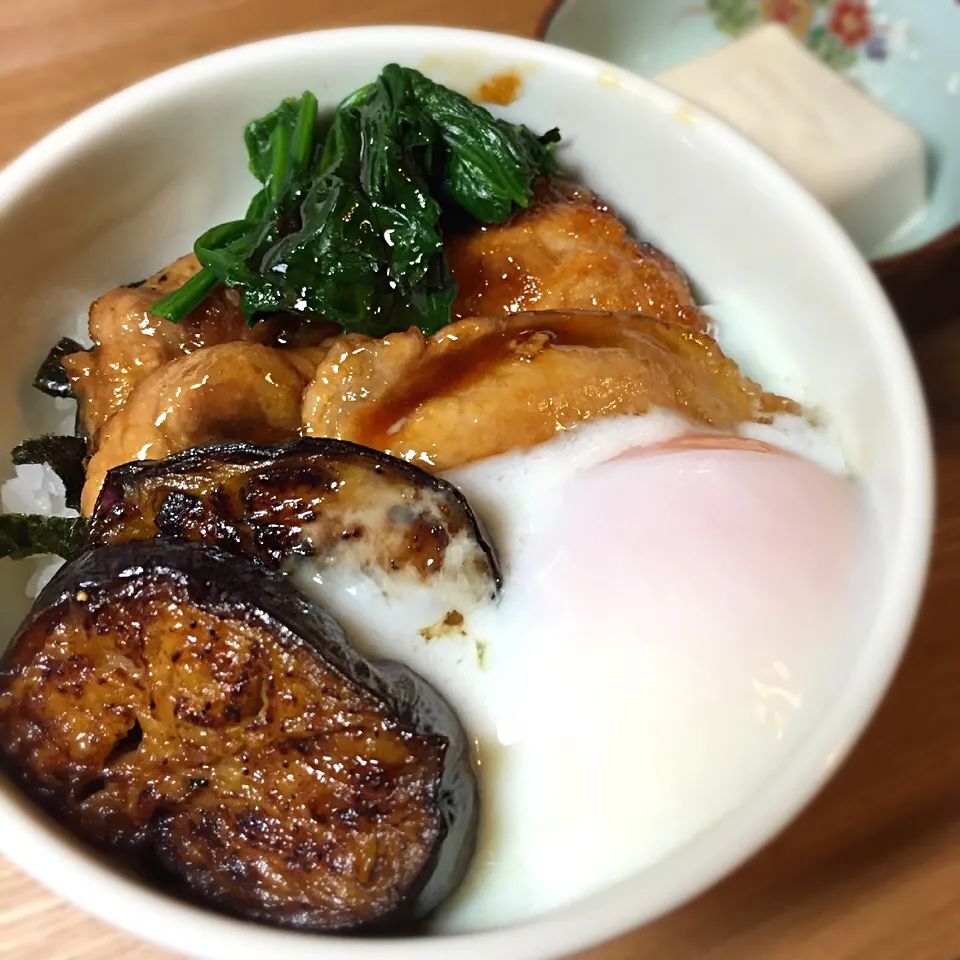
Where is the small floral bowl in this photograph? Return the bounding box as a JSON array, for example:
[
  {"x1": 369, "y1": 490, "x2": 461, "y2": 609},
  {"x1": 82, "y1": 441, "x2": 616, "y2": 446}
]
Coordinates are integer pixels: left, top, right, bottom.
[{"x1": 540, "y1": 0, "x2": 960, "y2": 326}]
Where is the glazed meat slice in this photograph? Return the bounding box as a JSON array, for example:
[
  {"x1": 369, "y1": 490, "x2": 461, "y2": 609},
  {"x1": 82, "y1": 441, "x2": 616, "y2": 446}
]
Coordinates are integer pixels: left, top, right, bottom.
[
  {"x1": 0, "y1": 541, "x2": 477, "y2": 930},
  {"x1": 301, "y1": 311, "x2": 794, "y2": 471},
  {"x1": 447, "y1": 181, "x2": 701, "y2": 324},
  {"x1": 63, "y1": 256, "x2": 249, "y2": 444},
  {"x1": 62, "y1": 256, "x2": 336, "y2": 446},
  {"x1": 81, "y1": 342, "x2": 326, "y2": 515}
]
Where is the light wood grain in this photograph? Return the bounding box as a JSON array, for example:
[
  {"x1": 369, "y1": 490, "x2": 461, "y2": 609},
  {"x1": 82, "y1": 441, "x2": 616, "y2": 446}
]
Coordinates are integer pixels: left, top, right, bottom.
[{"x1": 1, "y1": 2, "x2": 959, "y2": 958}]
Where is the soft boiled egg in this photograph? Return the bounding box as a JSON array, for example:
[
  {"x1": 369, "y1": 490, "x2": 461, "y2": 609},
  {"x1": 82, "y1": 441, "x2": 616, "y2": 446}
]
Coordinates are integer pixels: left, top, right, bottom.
[{"x1": 293, "y1": 410, "x2": 865, "y2": 931}]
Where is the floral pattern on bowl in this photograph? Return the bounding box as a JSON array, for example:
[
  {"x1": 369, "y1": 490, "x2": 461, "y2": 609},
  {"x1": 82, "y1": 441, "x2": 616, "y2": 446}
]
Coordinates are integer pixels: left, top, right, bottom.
[
  {"x1": 707, "y1": 0, "x2": 887, "y2": 69},
  {"x1": 542, "y1": 0, "x2": 960, "y2": 261}
]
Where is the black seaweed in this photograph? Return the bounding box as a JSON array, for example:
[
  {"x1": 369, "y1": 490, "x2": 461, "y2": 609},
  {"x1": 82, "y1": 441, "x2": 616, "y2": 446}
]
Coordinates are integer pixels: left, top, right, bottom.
[
  {"x1": 12, "y1": 435, "x2": 86, "y2": 510},
  {"x1": 0, "y1": 514, "x2": 89, "y2": 559},
  {"x1": 32, "y1": 337, "x2": 84, "y2": 399}
]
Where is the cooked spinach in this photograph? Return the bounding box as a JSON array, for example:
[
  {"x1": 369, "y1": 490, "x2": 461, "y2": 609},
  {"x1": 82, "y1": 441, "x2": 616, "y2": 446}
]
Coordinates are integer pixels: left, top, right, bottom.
[
  {"x1": 12, "y1": 435, "x2": 86, "y2": 511},
  {"x1": 0, "y1": 514, "x2": 88, "y2": 560},
  {"x1": 149, "y1": 65, "x2": 559, "y2": 336},
  {"x1": 33, "y1": 337, "x2": 84, "y2": 399}
]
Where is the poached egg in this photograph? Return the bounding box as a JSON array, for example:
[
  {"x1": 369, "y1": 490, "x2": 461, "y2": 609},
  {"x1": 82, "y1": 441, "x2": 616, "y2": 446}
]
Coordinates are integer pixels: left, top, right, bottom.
[{"x1": 293, "y1": 410, "x2": 864, "y2": 930}]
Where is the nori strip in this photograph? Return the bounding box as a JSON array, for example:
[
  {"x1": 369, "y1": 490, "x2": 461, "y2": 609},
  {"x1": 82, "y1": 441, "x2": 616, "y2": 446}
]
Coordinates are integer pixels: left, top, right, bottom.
[
  {"x1": 11, "y1": 435, "x2": 86, "y2": 510},
  {"x1": 0, "y1": 514, "x2": 89, "y2": 559},
  {"x1": 33, "y1": 337, "x2": 84, "y2": 399}
]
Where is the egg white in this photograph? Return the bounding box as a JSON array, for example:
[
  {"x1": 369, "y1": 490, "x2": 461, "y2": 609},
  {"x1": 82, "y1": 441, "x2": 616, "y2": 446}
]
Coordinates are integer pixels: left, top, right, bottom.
[{"x1": 294, "y1": 409, "x2": 866, "y2": 931}]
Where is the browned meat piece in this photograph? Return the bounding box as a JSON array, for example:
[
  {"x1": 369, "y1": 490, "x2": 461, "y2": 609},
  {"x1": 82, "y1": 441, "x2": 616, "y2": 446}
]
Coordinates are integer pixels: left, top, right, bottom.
[
  {"x1": 0, "y1": 540, "x2": 477, "y2": 930},
  {"x1": 81, "y1": 342, "x2": 326, "y2": 515},
  {"x1": 62, "y1": 256, "x2": 336, "y2": 446},
  {"x1": 301, "y1": 311, "x2": 793, "y2": 471},
  {"x1": 448, "y1": 182, "x2": 701, "y2": 324},
  {"x1": 63, "y1": 256, "x2": 248, "y2": 444}
]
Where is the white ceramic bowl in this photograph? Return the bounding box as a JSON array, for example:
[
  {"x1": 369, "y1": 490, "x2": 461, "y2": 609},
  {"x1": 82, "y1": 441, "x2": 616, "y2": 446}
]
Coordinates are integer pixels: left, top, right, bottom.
[{"x1": 0, "y1": 25, "x2": 933, "y2": 960}]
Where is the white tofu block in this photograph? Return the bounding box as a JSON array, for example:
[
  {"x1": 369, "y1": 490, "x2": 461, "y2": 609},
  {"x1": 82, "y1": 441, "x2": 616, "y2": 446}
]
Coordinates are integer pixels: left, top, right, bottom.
[{"x1": 656, "y1": 24, "x2": 927, "y2": 254}]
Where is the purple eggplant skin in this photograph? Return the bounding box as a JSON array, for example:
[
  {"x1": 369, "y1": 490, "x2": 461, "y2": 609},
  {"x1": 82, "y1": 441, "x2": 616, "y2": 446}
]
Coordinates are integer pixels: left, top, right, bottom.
[
  {"x1": 0, "y1": 540, "x2": 478, "y2": 932},
  {"x1": 89, "y1": 437, "x2": 501, "y2": 594}
]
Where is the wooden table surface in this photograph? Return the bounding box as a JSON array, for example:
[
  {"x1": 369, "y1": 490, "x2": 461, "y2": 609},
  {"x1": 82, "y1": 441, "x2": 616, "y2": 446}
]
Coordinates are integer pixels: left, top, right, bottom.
[{"x1": 1, "y1": 1, "x2": 959, "y2": 958}]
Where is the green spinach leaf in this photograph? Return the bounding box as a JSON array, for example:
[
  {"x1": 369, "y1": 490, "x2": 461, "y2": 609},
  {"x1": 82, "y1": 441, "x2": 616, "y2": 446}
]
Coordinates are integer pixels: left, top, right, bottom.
[{"x1": 149, "y1": 66, "x2": 559, "y2": 336}]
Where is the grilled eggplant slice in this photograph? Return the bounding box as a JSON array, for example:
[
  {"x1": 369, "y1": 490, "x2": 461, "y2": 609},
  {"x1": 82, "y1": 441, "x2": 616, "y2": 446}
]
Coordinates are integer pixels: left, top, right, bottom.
[
  {"x1": 0, "y1": 540, "x2": 477, "y2": 931},
  {"x1": 90, "y1": 438, "x2": 500, "y2": 599}
]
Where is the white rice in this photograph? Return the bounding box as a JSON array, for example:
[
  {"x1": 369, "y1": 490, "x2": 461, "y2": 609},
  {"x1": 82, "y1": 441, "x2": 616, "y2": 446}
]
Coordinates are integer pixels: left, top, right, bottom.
[
  {"x1": 2, "y1": 463, "x2": 78, "y2": 598},
  {"x1": 1, "y1": 463, "x2": 77, "y2": 518},
  {"x1": 1, "y1": 309, "x2": 89, "y2": 599},
  {"x1": 53, "y1": 397, "x2": 77, "y2": 436},
  {"x1": 25, "y1": 558, "x2": 65, "y2": 597}
]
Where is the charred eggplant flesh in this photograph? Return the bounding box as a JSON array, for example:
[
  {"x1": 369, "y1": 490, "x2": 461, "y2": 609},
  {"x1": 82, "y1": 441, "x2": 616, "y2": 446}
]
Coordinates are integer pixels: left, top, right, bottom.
[
  {"x1": 0, "y1": 540, "x2": 477, "y2": 931},
  {"x1": 90, "y1": 438, "x2": 500, "y2": 599}
]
